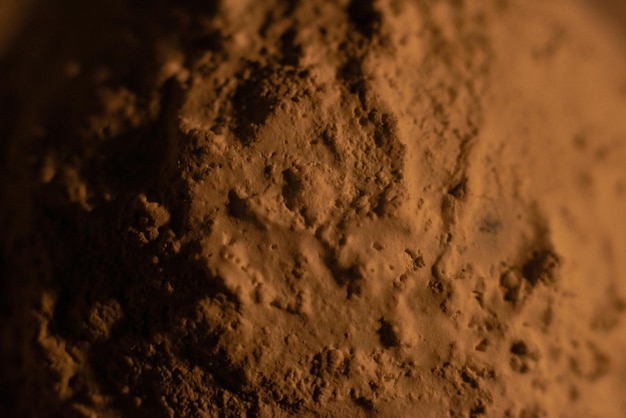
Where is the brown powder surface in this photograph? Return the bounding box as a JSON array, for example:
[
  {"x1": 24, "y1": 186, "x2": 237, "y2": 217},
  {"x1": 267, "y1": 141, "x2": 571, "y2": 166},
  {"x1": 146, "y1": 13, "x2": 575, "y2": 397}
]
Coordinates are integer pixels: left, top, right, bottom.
[{"x1": 1, "y1": 1, "x2": 625, "y2": 417}]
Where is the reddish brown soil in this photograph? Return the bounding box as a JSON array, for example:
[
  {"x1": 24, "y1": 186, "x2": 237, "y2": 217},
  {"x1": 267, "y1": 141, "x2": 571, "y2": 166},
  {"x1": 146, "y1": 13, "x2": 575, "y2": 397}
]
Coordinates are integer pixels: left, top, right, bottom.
[{"x1": 1, "y1": 1, "x2": 625, "y2": 417}]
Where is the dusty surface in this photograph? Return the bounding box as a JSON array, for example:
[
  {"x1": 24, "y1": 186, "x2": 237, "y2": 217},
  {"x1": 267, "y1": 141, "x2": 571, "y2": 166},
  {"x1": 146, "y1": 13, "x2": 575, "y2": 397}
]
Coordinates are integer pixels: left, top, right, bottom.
[{"x1": 1, "y1": 0, "x2": 625, "y2": 417}]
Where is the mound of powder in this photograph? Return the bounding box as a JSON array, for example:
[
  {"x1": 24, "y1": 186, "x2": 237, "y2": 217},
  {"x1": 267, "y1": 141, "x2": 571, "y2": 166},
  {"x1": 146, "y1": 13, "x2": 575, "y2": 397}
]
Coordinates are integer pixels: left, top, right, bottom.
[{"x1": 1, "y1": 1, "x2": 625, "y2": 417}]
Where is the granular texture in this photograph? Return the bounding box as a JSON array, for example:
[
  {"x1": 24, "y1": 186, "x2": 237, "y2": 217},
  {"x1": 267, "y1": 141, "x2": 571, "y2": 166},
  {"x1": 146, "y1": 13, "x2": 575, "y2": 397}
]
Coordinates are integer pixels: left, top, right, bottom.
[{"x1": 1, "y1": 1, "x2": 625, "y2": 417}]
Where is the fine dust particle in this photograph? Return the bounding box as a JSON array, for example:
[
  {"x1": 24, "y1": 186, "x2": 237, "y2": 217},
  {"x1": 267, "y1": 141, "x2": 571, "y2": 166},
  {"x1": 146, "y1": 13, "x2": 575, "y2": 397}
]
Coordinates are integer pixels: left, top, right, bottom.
[{"x1": 1, "y1": 1, "x2": 625, "y2": 418}]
